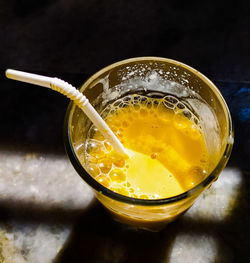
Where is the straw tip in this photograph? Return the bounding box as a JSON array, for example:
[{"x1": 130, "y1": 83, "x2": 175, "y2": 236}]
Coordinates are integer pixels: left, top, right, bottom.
[{"x1": 5, "y1": 69, "x2": 14, "y2": 79}]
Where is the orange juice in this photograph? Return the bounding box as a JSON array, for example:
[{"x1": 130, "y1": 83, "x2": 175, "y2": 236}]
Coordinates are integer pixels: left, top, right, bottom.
[
  {"x1": 65, "y1": 57, "x2": 233, "y2": 231},
  {"x1": 84, "y1": 93, "x2": 208, "y2": 199}
]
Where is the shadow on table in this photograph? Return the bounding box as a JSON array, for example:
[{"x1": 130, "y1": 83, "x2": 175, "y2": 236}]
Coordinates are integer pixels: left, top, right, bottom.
[
  {"x1": 54, "y1": 161, "x2": 250, "y2": 263},
  {"x1": 53, "y1": 166, "x2": 250, "y2": 263},
  {"x1": 54, "y1": 202, "x2": 176, "y2": 263}
]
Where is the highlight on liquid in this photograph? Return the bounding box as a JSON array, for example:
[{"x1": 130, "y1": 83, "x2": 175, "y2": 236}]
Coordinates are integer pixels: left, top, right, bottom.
[{"x1": 83, "y1": 94, "x2": 209, "y2": 200}]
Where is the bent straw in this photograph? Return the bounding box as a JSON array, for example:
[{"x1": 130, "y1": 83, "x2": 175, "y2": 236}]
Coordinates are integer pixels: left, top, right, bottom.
[{"x1": 5, "y1": 69, "x2": 127, "y2": 157}]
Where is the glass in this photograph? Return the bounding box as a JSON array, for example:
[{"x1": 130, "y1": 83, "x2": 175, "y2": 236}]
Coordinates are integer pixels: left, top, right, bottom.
[{"x1": 64, "y1": 57, "x2": 233, "y2": 231}]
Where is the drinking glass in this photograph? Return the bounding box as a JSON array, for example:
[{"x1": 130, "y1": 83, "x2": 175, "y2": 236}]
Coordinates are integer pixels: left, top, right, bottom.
[{"x1": 64, "y1": 57, "x2": 233, "y2": 231}]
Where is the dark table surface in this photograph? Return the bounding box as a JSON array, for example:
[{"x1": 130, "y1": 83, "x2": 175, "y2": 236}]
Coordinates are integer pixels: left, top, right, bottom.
[{"x1": 0, "y1": 1, "x2": 250, "y2": 262}]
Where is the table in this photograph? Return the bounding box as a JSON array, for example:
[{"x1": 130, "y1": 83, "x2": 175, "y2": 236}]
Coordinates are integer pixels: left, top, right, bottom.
[
  {"x1": 0, "y1": 1, "x2": 249, "y2": 261},
  {"x1": 0, "y1": 75, "x2": 249, "y2": 262}
]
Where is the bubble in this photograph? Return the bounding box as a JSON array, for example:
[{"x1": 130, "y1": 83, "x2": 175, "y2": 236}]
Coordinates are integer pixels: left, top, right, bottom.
[
  {"x1": 114, "y1": 100, "x2": 122, "y2": 107},
  {"x1": 89, "y1": 165, "x2": 100, "y2": 177},
  {"x1": 164, "y1": 95, "x2": 178, "y2": 104},
  {"x1": 98, "y1": 158, "x2": 113, "y2": 174},
  {"x1": 140, "y1": 194, "x2": 149, "y2": 199},
  {"x1": 96, "y1": 175, "x2": 111, "y2": 188},
  {"x1": 129, "y1": 188, "x2": 134, "y2": 193},
  {"x1": 111, "y1": 186, "x2": 129, "y2": 196},
  {"x1": 163, "y1": 100, "x2": 175, "y2": 109},
  {"x1": 153, "y1": 100, "x2": 160, "y2": 108},
  {"x1": 193, "y1": 117, "x2": 199, "y2": 125},
  {"x1": 86, "y1": 139, "x2": 105, "y2": 157},
  {"x1": 113, "y1": 157, "x2": 125, "y2": 168},
  {"x1": 150, "y1": 153, "x2": 158, "y2": 159},
  {"x1": 182, "y1": 110, "x2": 192, "y2": 119},
  {"x1": 177, "y1": 102, "x2": 185, "y2": 109},
  {"x1": 139, "y1": 96, "x2": 148, "y2": 105},
  {"x1": 104, "y1": 141, "x2": 112, "y2": 151},
  {"x1": 146, "y1": 101, "x2": 152, "y2": 109},
  {"x1": 93, "y1": 131, "x2": 105, "y2": 141},
  {"x1": 117, "y1": 187, "x2": 129, "y2": 196},
  {"x1": 86, "y1": 140, "x2": 98, "y2": 153},
  {"x1": 75, "y1": 143, "x2": 85, "y2": 156},
  {"x1": 123, "y1": 96, "x2": 132, "y2": 103},
  {"x1": 109, "y1": 169, "x2": 126, "y2": 183}
]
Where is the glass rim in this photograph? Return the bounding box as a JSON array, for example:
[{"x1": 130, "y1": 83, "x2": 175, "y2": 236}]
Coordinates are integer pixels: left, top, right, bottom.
[{"x1": 64, "y1": 57, "x2": 234, "y2": 206}]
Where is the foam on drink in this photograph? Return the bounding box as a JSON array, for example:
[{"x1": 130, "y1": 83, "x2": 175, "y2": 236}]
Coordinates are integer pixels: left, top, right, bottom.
[{"x1": 83, "y1": 94, "x2": 208, "y2": 199}]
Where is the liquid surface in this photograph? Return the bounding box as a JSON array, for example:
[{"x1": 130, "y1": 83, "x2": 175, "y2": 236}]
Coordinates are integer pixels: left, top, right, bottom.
[{"x1": 84, "y1": 94, "x2": 208, "y2": 199}]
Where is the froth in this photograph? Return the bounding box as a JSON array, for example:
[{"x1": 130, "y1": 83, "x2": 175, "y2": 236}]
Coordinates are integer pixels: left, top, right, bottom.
[
  {"x1": 83, "y1": 94, "x2": 206, "y2": 199},
  {"x1": 99, "y1": 94, "x2": 201, "y2": 130}
]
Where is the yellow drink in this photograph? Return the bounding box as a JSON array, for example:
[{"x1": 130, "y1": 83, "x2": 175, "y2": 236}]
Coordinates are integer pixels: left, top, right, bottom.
[
  {"x1": 65, "y1": 57, "x2": 233, "y2": 231},
  {"x1": 84, "y1": 94, "x2": 208, "y2": 199}
]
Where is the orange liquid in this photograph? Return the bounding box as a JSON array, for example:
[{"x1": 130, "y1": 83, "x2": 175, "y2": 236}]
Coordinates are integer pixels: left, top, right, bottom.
[{"x1": 85, "y1": 94, "x2": 208, "y2": 199}]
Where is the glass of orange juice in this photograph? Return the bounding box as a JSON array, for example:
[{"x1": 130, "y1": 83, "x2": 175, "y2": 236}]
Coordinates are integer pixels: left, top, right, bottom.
[{"x1": 64, "y1": 57, "x2": 233, "y2": 231}]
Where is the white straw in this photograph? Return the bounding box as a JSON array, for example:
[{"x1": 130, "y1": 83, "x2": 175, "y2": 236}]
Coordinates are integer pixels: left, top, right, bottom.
[{"x1": 5, "y1": 69, "x2": 127, "y2": 157}]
